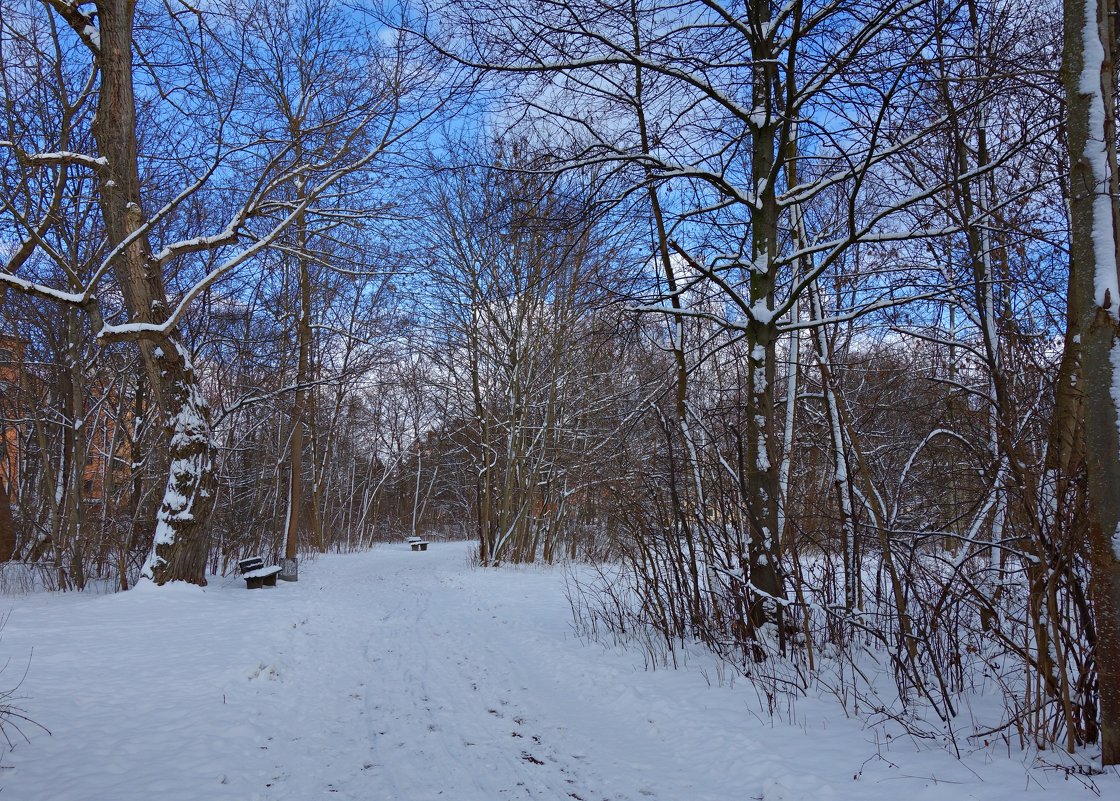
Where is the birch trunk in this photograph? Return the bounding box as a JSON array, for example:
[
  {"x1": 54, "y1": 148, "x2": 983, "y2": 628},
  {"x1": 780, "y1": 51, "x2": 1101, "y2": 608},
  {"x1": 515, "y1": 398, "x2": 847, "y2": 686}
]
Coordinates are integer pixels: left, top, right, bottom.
[{"x1": 808, "y1": 283, "x2": 860, "y2": 611}]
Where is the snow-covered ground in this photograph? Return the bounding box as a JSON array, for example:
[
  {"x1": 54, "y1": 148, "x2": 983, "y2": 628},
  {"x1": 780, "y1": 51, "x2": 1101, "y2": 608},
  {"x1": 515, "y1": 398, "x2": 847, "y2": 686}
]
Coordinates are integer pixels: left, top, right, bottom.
[{"x1": 0, "y1": 541, "x2": 1116, "y2": 800}]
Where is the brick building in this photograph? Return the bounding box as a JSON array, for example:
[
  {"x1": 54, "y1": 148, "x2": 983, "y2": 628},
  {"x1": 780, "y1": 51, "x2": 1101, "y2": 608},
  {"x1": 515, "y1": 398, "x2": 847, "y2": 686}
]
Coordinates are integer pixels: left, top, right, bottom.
[
  {"x1": 0, "y1": 337, "x2": 134, "y2": 563},
  {"x1": 0, "y1": 336, "x2": 24, "y2": 560}
]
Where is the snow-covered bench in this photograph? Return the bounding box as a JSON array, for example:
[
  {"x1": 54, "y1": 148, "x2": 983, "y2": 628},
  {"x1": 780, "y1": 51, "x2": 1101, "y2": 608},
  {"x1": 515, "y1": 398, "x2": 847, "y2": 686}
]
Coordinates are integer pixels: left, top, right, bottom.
[
  {"x1": 409, "y1": 538, "x2": 428, "y2": 551},
  {"x1": 238, "y1": 556, "x2": 281, "y2": 589}
]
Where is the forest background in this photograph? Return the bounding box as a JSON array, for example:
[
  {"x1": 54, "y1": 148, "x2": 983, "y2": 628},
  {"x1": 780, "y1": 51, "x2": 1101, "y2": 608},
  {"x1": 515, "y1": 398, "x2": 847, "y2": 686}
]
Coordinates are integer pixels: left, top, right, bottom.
[{"x1": 1, "y1": 0, "x2": 1119, "y2": 767}]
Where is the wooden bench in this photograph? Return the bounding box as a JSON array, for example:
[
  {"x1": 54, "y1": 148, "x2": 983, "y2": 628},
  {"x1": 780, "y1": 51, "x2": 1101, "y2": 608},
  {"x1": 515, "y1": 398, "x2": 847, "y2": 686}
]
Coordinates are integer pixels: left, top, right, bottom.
[
  {"x1": 410, "y1": 540, "x2": 428, "y2": 551},
  {"x1": 238, "y1": 556, "x2": 281, "y2": 589}
]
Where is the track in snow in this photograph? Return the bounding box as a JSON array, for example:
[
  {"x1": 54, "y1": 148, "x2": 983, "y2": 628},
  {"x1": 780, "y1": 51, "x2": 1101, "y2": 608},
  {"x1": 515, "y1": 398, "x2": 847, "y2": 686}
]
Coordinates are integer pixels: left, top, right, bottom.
[
  {"x1": 253, "y1": 545, "x2": 678, "y2": 801},
  {"x1": 1, "y1": 541, "x2": 1108, "y2": 801}
]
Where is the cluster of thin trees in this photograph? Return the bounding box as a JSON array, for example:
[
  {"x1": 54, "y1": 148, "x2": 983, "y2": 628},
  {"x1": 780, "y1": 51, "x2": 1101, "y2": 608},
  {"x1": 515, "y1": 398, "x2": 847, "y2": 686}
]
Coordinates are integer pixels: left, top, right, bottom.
[{"x1": 0, "y1": 0, "x2": 1118, "y2": 765}]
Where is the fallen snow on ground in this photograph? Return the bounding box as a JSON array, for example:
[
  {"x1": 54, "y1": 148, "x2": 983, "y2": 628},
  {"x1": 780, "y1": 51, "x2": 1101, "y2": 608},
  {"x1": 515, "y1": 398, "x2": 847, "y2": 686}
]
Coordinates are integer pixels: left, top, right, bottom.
[{"x1": 0, "y1": 541, "x2": 1116, "y2": 800}]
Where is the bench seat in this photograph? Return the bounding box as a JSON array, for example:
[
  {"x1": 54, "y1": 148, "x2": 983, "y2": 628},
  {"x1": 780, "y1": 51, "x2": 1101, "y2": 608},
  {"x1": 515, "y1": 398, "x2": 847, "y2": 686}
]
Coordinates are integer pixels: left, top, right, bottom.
[{"x1": 238, "y1": 557, "x2": 281, "y2": 589}]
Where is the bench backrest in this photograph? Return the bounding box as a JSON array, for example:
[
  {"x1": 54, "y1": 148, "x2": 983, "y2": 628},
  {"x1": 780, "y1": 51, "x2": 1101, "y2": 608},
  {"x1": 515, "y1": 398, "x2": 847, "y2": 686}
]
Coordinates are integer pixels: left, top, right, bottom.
[{"x1": 238, "y1": 557, "x2": 265, "y2": 574}]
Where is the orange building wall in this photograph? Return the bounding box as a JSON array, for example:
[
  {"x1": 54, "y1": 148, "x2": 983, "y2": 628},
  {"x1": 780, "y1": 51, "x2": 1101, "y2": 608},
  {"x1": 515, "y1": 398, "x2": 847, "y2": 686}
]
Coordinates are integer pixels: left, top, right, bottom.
[
  {"x1": 0, "y1": 337, "x2": 24, "y2": 559},
  {"x1": 0, "y1": 336, "x2": 24, "y2": 501},
  {"x1": 0, "y1": 337, "x2": 133, "y2": 561}
]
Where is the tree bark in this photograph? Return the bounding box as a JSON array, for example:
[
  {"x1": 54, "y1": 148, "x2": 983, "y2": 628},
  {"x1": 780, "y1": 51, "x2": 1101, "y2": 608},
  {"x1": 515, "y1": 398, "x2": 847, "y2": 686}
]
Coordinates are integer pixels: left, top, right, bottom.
[
  {"x1": 742, "y1": 0, "x2": 787, "y2": 628},
  {"x1": 1063, "y1": 0, "x2": 1120, "y2": 765},
  {"x1": 283, "y1": 183, "x2": 312, "y2": 568},
  {"x1": 60, "y1": 0, "x2": 217, "y2": 585}
]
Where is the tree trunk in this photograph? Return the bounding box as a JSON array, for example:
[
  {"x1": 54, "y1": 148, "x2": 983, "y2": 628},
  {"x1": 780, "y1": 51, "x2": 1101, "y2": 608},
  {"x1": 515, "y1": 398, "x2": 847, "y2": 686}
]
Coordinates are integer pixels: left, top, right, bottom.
[
  {"x1": 743, "y1": 0, "x2": 787, "y2": 628},
  {"x1": 77, "y1": 0, "x2": 217, "y2": 585},
  {"x1": 1063, "y1": 0, "x2": 1120, "y2": 765}
]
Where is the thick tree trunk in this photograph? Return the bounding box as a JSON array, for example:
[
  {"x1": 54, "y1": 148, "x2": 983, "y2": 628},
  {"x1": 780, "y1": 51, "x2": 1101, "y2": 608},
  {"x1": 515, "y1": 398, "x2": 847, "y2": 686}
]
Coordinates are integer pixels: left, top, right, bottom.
[
  {"x1": 1063, "y1": 0, "x2": 1120, "y2": 765},
  {"x1": 743, "y1": 0, "x2": 787, "y2": 628},
  {"x1": 283, "y1": 162, "x2": 313, "y2": 566},
  {"x1": 82, "y1": 1, "x2": 216, "y2": 585}
]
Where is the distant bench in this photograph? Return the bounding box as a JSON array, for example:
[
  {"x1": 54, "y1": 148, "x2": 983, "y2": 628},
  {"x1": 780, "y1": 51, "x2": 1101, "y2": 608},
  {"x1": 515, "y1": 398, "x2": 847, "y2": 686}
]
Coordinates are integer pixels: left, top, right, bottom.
[
  {"x1": 407, "y1": 537, "x2": 429, "y2": 552},
  {"x1": 238, "y1": 556, "x2": 281, "y2": 589}
]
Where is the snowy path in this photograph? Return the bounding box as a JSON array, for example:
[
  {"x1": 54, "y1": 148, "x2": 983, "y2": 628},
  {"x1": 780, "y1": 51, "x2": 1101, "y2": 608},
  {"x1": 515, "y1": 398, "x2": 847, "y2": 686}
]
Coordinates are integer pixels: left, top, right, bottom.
[
  {"x1": 221, "y1": 545, "x2": 753, "y2": 801},
  {"x1": 0, "y1": 542, "x2": 1114, "y2": 800}
]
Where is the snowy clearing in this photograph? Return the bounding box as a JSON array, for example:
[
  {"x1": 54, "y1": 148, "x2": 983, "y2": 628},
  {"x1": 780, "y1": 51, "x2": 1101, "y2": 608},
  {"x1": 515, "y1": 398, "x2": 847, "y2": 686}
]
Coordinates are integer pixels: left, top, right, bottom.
[{"x1": 0, "y1": 542, "x2": 1116, "y2": 801}]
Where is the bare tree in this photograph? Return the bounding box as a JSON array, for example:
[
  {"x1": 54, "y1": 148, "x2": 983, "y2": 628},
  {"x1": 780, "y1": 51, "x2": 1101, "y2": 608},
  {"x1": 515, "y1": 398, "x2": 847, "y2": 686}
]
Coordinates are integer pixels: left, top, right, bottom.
[
  {"x1": 418, "y1": 141, "x2": 637, "y2": 563},
  {"x1": 0, "y1": 0, "x2": 450, "y2": 584},
  {"x1": 419, "y1": 0, "x2": 974, "y2": 637}
]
